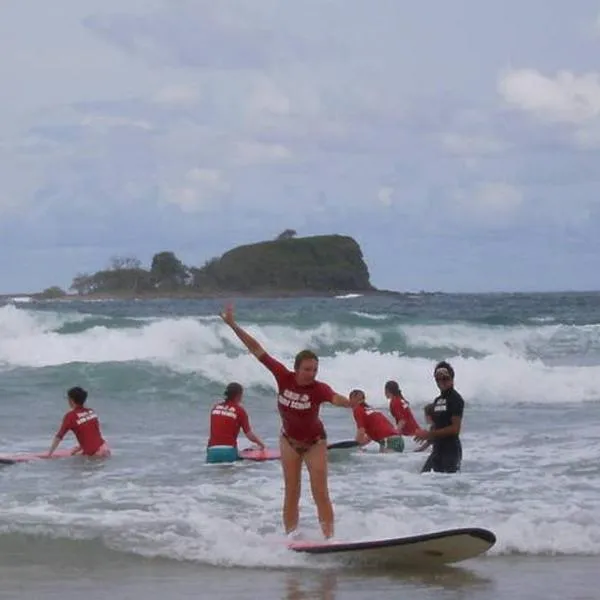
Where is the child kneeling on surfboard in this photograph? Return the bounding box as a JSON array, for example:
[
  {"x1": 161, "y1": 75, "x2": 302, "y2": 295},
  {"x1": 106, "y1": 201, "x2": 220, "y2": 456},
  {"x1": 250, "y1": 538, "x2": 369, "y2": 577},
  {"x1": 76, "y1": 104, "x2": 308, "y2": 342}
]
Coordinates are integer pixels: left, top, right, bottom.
[
  {"x1": 46, "y1": 386, "x2": 111, "y2": 458},
  {"x1": 206, "y1": 382, "x2": 265, "y2": 463},
  {"x1": 350, "y1": 389, "x2": 405, "y2": 452}
]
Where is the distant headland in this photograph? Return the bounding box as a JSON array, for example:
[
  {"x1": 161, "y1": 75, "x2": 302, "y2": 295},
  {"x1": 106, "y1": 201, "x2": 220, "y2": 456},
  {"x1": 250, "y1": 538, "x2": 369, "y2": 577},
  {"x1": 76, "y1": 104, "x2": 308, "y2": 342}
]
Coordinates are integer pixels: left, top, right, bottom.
[{"x1": 28, "y1": 230, "x2": 397, "y2": 301}]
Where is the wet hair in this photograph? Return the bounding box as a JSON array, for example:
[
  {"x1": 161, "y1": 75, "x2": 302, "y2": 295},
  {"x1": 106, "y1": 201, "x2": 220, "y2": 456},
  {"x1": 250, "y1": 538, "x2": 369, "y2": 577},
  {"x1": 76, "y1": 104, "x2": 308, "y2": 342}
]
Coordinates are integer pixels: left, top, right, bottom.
[
  {"x1": 434, "y1": 361, "x2": 455, "y2": 379},
  {"x1": 294, "y1": 349, "x2": 318, "y2": 371},
  {"x1": 224, "y1": 382, "x2": 243, "y2": 401},
  {"x1": 67, "y1": 386, "x2": 88, "y2": 406},
  {"x1": 384, "y1": 380, "x2": 402, "y2": 396}
]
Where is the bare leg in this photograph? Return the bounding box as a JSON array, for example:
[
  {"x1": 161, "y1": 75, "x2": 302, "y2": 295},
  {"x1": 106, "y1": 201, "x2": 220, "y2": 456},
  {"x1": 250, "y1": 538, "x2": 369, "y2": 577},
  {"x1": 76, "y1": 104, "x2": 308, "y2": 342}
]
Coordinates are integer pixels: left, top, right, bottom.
[
  {"x1": 304, "y1": 440, "x2": 334, "y2": 539},
  {"x1": 279, "y1": 434, "x2": 303, "y2": 534}
]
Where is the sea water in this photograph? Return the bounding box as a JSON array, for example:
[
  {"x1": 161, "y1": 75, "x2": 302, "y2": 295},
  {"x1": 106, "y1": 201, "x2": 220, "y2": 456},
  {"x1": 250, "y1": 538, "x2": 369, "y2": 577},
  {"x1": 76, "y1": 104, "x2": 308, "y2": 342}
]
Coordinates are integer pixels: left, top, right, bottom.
[{"x1": 0, "y1": 293, "x2": 598, "y2": 599}]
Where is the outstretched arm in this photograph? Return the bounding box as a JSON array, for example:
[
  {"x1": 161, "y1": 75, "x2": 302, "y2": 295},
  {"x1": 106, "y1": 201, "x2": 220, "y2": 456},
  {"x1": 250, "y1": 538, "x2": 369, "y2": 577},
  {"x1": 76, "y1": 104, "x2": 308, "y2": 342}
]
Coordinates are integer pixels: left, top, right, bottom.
[
  {"x1": 331, "y1": 393, "x2": 360, "y2": 408},
  {"x1": 220, "y1": 304, "x2": 266, "y2": 358}
]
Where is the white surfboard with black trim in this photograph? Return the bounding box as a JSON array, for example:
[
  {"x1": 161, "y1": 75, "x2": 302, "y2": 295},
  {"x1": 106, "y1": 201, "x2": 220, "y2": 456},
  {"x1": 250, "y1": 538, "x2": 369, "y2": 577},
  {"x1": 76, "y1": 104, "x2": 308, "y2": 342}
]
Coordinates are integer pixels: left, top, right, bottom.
[{"x1": 288, "y1": 527, "x2": 496, "y2": 567}]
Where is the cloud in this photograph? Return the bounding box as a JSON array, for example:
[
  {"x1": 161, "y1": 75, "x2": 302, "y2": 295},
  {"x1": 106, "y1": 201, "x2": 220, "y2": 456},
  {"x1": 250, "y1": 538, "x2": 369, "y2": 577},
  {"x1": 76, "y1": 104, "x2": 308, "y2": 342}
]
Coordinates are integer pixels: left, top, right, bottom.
[
  {"x1": 454, "y1": 182, "x2": 524, "y2": 221},
  {"x1": 232, "y1": 141, "x2": 292, "y2": 166},
  {"x1": 152, "y1": 84, "x2": 201, "y2": 106},
  {"x1": 498, "y1": 68, "x2": 600, "y2": 124},
  {"x1": 497, "y1": 67, "x2": 600, "y2": 149},
  {"x1": 440, "y1": 133, "x2": 507, "y2": 157},
  {"x1": 82, "y1": 0, "x2": 324, "y2": 70},
  {"x1": 161, "y1": 168, "x2": 231, "y2": 213},
  {"x1": 80, "y1": 115, "x2": 154, "y2": 131},
  {"x1": 377, "y1": 187, "x2": 394, "y2": 207}
]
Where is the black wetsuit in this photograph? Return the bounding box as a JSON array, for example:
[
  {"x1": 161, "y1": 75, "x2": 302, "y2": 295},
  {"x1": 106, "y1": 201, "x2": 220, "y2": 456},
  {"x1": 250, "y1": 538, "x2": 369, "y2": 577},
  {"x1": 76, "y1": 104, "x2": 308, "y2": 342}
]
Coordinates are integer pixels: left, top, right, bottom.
[{"x1": 421, "y1": 387, "x2": 464, "y2": 474}]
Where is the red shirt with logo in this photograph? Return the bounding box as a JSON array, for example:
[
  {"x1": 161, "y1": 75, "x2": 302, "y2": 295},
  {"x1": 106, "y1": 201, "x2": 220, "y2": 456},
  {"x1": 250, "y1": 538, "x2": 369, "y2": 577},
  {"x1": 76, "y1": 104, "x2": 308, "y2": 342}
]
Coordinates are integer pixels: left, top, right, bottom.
[
  {"x1": 259, "y1": 353, "x2": 334, "y2": 444},
  {"x1": 208, "y1": 401, "x2": 250, "y2": 447},
  {"x1": 353, "y1": 403, "x2": 398, "y2": 441},
  {"x1": 56, "y1": 407, "x2": 105, "y2": 456},
  {"x1": 389, "y1": 395, "x2": 420, "y2": 435}
]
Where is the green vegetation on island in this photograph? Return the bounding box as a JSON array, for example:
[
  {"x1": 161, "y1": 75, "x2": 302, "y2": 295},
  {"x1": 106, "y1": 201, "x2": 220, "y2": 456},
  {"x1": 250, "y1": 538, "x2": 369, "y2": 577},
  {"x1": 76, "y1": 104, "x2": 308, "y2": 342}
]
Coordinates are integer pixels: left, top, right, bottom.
[{"x1": 39, "y1": 231, "x2": 376, "y2": 299}]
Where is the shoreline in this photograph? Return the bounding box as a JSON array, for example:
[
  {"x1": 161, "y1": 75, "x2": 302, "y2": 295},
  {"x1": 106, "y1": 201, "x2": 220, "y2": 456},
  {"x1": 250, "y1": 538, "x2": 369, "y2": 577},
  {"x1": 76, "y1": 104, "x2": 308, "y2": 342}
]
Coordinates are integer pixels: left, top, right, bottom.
[
  {"x1": 0, "y1": 288, "x2": 412, "y2": 302},
  {"x1": 2, "y1": 289, "x2": 600, "y2": 302}
]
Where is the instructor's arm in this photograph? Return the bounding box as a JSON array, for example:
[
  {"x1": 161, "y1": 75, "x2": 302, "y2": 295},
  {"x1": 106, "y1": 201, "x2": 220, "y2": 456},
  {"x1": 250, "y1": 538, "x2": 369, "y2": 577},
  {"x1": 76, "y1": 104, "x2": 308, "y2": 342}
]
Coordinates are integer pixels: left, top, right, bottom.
[
  {"x1": 220, "y1": 304, "x2": 266, "y2": 358},
  {"x1": 331, "y1": 393, "x2": 358, "y2": 408}
]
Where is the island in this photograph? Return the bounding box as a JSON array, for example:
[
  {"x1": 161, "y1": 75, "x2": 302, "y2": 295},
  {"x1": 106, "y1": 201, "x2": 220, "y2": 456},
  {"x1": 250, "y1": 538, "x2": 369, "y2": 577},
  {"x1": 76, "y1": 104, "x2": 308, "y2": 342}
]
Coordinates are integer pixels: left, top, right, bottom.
[{"x1": 32, "y1": 230, "x2": 381, "y2": 300}]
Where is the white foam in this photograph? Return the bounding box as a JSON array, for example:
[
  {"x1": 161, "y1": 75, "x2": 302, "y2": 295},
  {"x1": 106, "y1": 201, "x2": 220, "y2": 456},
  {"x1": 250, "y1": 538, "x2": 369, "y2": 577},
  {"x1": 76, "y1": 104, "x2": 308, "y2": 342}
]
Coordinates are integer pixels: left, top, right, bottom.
[
  {"x1": 350, "y1": 311, "x2": 390, "y2": 321},
  {"x1": 1, "y1": 306, "x2": 600, "y2": 407},
  {"x1": 2, "y1": 430, "x2": 599, "y2": 565}
]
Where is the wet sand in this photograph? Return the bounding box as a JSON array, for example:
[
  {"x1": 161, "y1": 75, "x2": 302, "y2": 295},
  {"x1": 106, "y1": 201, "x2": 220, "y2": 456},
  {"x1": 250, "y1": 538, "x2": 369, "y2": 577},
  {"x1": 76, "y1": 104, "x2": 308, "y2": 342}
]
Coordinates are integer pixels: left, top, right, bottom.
[{"x1": 0, "y1": 545, "x2": 596, "y2": 600}]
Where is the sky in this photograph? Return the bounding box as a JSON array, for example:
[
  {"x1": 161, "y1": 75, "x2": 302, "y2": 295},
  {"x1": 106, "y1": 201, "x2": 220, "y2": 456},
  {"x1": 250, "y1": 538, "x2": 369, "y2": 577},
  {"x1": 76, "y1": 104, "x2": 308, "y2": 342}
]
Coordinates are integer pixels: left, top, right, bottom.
[{"x1": 2, "y1": 0, "x2": 600, "y2": 294}]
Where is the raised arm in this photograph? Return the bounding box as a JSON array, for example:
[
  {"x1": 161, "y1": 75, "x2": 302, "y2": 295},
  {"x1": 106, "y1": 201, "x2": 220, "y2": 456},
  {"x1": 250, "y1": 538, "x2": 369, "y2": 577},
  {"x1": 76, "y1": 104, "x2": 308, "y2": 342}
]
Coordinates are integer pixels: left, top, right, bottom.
[{"x1": 220, "y1": 304, "x2": 266, "y2": 359}]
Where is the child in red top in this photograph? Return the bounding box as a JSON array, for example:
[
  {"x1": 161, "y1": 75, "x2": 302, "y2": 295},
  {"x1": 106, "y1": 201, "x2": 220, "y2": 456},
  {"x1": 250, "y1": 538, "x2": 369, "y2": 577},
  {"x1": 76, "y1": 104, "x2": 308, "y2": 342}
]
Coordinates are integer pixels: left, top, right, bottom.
[
  {"x1": 46, "y1": 387, "x2": 110, "y2": 458},
  {"x1": 350, "y1": 389, "x2": 404, "y2": 452},
  {"x1": 206, "y1": 382, "x2": 265, "y2": 463},
  {"x1": 220, "y1": 303, "x2": 359, "y2": 540},
  {"x1": 385, "y1": 380, "x2": 420, "y2": 436}
]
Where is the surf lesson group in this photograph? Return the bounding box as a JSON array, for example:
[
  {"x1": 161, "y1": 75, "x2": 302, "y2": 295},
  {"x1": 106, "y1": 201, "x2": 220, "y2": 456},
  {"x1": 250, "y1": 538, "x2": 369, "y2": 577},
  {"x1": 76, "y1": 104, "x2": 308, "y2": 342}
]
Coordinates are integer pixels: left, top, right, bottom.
[{"x1": 16, "y1": 303, "x2": 465, "y2": 543}]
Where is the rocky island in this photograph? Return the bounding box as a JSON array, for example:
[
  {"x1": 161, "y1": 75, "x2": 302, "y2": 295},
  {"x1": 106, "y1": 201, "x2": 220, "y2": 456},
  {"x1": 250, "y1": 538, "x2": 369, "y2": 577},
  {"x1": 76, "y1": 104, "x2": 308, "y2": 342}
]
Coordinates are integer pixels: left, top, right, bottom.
[{"x1": 33, "y1": 230, "x2": 378, "y2": 300}]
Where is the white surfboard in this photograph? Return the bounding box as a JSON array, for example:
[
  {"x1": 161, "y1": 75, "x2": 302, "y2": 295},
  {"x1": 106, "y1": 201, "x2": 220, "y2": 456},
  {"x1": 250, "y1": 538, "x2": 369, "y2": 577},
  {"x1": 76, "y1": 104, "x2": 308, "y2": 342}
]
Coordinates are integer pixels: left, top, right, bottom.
[{"x1": 288, "y1": 527, "x2": 496, "y2": 567}]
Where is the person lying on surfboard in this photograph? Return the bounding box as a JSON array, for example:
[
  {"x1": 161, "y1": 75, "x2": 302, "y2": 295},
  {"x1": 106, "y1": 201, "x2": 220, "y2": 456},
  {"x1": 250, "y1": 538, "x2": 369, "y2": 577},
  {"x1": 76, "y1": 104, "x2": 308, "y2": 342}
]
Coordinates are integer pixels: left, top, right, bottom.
[
  {"x1": 206, "y1": 382, "x2": 265, "y2": 463},
  {"x1": 219, "y1": 303, "x2": 359, "y2": 540},
  {"x1": 46, "y1": 386, "x2": 111, "y2": 459},
  {"x1": 349, "y1": 389, "x2": 405, "y2": 452},
  {"x1": 384, "y1": 380, "x2": 420, "y2": 438}
]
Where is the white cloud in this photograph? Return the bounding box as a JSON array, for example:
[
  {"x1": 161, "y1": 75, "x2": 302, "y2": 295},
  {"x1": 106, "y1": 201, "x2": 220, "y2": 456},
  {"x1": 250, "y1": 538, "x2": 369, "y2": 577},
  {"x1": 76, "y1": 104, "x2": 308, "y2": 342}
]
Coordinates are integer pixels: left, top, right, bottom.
[
  {"x1": 452, "y1": 182, "x2": 524, "y2": 224},
  {"x1": 80, "y1": 115, "x2": 154, "y2": 131},
  {"x1": 377, "y1": 186, "x2": 394, "y2": 207},
  {"x1": 440, "y1": 132, "x2": 506, "y2": 156},
  {"x1": 475, "y1": 182, "x2": 523, "y2": 212},
  {"x1": 232, "y1": 140, "x2": 292, "y2": 166},
  {"x1": 498, "y1": 68, "x2": 600, "y2": 124},
  {"x1": 161, "y1": 168, "x2": 230, "y2": 213},
  {"x1": 152, "y1": 84, "x2": 201, "y2": 106},
  {"x1": 245, "y1": 77, "x2": 293, "y2": 119}
]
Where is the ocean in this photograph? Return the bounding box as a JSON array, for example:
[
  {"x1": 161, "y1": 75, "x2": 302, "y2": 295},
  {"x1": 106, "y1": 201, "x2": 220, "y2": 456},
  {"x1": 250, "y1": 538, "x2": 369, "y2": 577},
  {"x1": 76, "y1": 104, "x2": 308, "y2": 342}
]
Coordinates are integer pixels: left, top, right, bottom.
[{"x1": 0, "y1": 292, "x2": 598, "y2": 600}]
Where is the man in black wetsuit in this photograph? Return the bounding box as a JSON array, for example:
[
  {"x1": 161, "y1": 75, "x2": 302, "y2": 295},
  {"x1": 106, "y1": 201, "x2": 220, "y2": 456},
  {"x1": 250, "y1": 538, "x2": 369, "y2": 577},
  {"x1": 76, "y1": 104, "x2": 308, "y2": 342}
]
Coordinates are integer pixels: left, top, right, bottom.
[{"x1": 414, "y1": 361, "x2": 464, "y2": 473}]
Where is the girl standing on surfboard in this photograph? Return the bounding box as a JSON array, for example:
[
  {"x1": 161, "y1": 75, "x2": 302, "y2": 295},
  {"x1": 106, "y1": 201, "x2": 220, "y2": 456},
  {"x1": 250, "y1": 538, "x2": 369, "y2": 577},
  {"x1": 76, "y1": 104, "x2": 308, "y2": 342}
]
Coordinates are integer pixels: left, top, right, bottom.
[
  {"x1": 220, "y1": 304, "x2": 358, "y2": 540},
  {"x1": 206, "y1": 382, "x2": 266, "y2": 463}
]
